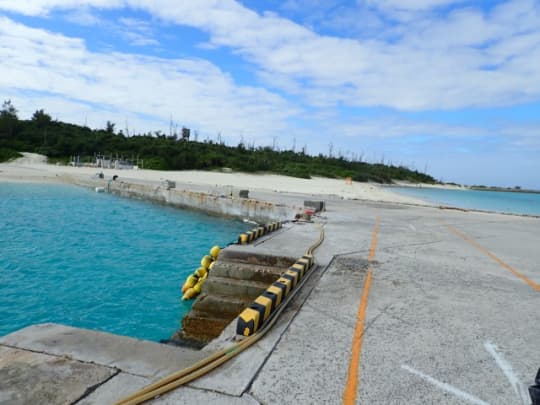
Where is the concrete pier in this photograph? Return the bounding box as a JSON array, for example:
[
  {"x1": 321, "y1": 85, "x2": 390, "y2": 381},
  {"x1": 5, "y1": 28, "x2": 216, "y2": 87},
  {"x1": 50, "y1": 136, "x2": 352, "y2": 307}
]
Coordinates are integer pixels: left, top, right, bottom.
[
  {"x1": 74, "y1": 176, "x2": 300, "y2": 223},
  {"x1": 1, "y1": 189, "x2": 539, "y2": 404}
]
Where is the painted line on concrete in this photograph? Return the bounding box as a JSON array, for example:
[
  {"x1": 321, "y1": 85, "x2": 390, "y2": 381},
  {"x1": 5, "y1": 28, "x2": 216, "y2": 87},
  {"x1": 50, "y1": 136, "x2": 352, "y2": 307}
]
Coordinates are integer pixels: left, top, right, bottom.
[
  {"x1": 401, "y1": 364, "x2": 490, "y2": 405},
  {"x1": 443, "y1": 222, "x2": 540, "y2": 292},
  {"x1": 343, "y1": 216, "x2": 379, "y2": 405},
  {"x1": 484, "y1": 341, "x2": 530, "y2": 404},
  {"x1": 368, "y1": 218, "x2": 379, "y2": 262}
]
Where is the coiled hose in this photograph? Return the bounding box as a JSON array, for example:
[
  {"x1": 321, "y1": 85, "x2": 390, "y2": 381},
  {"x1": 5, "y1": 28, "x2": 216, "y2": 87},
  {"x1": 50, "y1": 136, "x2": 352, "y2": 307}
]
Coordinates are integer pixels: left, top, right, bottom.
[{"x1": 115, "y1": 222, "x2": 325, "y2": 405}]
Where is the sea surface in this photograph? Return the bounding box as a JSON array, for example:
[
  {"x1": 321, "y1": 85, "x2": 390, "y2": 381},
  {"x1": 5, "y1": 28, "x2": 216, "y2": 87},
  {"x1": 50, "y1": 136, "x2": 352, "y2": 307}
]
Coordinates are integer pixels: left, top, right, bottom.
[
  {"x1": 0, "y1": 183, "x2": 248, "y2": 341},
  {"x1": 390, "y1": 186, "x2": 540, "y2": 216}
]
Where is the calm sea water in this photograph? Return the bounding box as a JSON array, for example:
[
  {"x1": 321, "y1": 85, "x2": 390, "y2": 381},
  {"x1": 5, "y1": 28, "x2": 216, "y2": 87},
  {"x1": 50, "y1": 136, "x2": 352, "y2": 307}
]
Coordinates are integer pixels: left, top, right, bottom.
[
  {"x1": 390, "y1": 186, "x2": 540, "y2": 216},
  {"x1": 0, "y1": 183, "x2": 248, "y2": 341}
]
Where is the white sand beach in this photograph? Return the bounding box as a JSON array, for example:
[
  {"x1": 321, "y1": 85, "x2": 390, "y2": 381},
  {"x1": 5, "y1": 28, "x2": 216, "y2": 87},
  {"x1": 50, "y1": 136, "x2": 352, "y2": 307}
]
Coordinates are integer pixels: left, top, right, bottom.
[{"x1": 0, "y1": 153, "x2": 429, "y2": 206}]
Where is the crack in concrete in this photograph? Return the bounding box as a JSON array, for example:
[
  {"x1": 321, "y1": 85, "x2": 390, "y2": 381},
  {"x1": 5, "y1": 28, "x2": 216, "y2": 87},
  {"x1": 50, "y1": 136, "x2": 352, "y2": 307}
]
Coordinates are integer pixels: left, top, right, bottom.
[
  {"x1": 71, "y1": 369, "x2": 121, "y2": 405},
  {"x1": 0, "y1": 342, "x2": 151, "y2": 379},
  {"x1": 244, "y1": 391, "x2": 265, "y2": 404},
  {"x1": 303, "y1": 302, "x2": 358, "y2": 329},
  {"x1": 380, "y1": 239, "x2": 445, "y2": 251},
  {"x1": 333, "y1": 249, "x2": 368, "y2": 258},
  {"x1": 0, "y1": 342, "x2": 116, "y2": 370},
  {"x1": 362, "y1": 303, "x2": 394, "y2": 334},
  {"x1": 184, "y1": 383, "x2": 252, "y2": 400}
]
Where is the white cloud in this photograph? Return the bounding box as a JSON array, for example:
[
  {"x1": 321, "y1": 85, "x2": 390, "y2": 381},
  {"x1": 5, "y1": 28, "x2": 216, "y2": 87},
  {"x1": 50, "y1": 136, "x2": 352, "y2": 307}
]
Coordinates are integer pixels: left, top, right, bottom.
[
  {"x1": 364, "y1": 0, "x2": 466, "y2": 12},
  {"x1": 333, "y1": 117, "x2": 486, "y2": 139},
  {"x1": 1, "y1": 1, "x2": 540, "y2": 144},
  {"x1": 0, "y1": 16, "x2": 296, "y2": 142},
  {"x1": 2, "y1": 89, "x2": 166, "y2": 134},
  {"x1": 63, "y1": 7, "x2": 101, "y2": 26},
  {"x1": 2, "y1": 1, "x2": 540, "y2": 111},
  {"x1": 0, "y1": 0, "x2": 123, "y2": 16},
  {"x1": 117, "y1": 17, "x2": 159, "y2": 46}
]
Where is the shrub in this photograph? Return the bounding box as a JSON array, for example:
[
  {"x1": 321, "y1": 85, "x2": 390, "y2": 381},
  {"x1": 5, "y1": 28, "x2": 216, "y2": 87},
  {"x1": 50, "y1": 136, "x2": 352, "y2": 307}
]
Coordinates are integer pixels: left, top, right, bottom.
[{"x1": 0, "y1": 148, "x2": 21, "y2": 162}]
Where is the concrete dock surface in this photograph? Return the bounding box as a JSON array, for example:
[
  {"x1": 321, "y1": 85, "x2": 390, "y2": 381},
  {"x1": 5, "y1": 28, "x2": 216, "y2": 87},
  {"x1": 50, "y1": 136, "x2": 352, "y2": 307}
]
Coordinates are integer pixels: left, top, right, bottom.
[{"x1": 1, "y1": 194, "x2": 539, "y2": 404}]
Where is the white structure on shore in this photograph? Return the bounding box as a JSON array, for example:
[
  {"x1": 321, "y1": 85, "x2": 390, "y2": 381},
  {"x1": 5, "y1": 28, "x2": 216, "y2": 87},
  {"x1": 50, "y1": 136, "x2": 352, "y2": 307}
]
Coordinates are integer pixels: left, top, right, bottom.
[{"x1": 70, "y1": 155, "x2": 134, "y2": 169}]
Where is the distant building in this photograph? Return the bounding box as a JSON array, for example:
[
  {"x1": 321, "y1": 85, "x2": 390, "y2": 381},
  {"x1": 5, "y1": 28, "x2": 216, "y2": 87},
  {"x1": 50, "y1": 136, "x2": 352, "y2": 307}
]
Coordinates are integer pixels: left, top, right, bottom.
[
  {"x1": 114, "y1": 159, "x2": 133, "y2": 170},
  {"x1": 181, "y1": 127, "x2": 190, "y2": 141},
  {"x1": 95, "y1": 155, "x2": 133, "y2": 170},
  {"x1": 96, "y1": 155, "x2": 112, "y2": 169}
]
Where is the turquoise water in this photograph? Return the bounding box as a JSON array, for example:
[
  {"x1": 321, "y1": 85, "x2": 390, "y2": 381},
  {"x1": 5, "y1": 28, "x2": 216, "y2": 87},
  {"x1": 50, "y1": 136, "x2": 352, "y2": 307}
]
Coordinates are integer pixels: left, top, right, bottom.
[
  {"x1": 390, "y1": 186, "x2": 540, "y2": 216},
  {"x1": 0, "y1": 183, "x2": 248, "y2": 341}
]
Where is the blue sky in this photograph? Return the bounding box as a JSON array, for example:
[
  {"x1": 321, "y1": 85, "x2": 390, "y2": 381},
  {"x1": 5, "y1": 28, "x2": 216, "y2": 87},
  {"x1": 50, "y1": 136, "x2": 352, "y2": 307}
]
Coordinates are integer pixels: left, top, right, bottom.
[{"x1": 1, "y1": 1, "x2": 539, "y2": 188}]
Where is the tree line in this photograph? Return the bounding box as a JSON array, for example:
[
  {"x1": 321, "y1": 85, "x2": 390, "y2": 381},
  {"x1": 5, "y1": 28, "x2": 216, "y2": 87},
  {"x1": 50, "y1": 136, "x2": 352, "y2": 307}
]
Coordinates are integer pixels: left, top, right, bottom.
[{"x1": 0, "y1": 100, "x2": 436, "y2": 184}]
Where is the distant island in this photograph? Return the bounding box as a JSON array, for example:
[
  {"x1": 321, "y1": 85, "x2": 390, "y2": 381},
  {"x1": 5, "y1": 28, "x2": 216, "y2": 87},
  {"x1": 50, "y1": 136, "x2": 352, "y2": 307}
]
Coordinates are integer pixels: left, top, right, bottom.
[
  {"x1": 0, "y1": 101, "x2": 436, "y2": 184},
  {"x1": 469, "y1": 185, "x2": 540, "y2": 194}
]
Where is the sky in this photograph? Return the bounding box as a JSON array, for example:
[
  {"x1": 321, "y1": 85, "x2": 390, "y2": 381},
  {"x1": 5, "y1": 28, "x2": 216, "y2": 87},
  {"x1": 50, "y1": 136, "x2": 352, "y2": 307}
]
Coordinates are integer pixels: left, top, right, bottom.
[{"x1": 0, "y1": 1, "x2": 539, "y2": 188}]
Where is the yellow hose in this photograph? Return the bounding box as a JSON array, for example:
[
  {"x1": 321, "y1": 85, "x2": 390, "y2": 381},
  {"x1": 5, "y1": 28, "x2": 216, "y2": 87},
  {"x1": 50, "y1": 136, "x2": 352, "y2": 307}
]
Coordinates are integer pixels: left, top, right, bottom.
[{"x1": 115, "y1": 223, "x2": 324, "y2": 405}]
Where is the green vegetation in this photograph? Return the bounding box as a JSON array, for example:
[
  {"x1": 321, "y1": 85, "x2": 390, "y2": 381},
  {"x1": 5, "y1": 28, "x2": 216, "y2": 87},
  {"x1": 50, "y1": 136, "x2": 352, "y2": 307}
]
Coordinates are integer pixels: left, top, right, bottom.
[
  {"x1": 470, "y1": 185, "x2": 539, "y2": 194},
  {"x1": 0, "y1": 147, "x2": 22, "y2": 162},
  {"x1": 0, "y1": 101, "x2": 437, "y2": 184}
]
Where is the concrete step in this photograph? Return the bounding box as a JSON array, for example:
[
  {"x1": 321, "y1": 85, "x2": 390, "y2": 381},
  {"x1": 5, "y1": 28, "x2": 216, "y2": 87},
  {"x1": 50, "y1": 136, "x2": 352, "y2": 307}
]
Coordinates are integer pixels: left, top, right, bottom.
[
  {"x1": 181, "y1": 309, "x2": 235, "y2": 342},
  {"x1": 176, "y1": 249, "x2": 297, "y2": 345},
  {"x1": 193, "y1": 293, "x2": 251, "y2": 317},
  {"x1": 210, "y1": 261, "x2": 283, "y2": 284},
  {"x1": 218, "y1": 249, "x2": 296, "y2": 268},
  {"x1": 203, "y1": 276, "x2": 271, "y2": 299}
]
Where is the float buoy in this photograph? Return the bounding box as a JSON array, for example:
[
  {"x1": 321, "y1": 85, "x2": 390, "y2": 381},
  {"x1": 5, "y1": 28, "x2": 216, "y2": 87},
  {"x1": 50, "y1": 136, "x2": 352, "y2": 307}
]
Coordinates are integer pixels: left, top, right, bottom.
[
  {"x1": 210, "y1": 245, "x2": 220, "y2": 259},
  {"x1": 182, "y1": 287, "x2": 197, "y2": 301},
  {"x1": 181, "y1": 274, "x2": 198, "y2": 293},
  {"x1": 195, "y1": 267, "x2": 207, "y2": 278},
  {"x1": 180, "y1": 246, "x2": 220, "y2": 300},
  {"x1": 201, "y1": 255, "x2": 213, "y2": 269}
]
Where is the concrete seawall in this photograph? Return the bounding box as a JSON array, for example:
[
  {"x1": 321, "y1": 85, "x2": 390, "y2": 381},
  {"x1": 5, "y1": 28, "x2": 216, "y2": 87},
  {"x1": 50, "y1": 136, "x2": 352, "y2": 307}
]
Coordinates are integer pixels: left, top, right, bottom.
[{"x1": 71, "y1": 176, "x2": 299, "y2": 223}]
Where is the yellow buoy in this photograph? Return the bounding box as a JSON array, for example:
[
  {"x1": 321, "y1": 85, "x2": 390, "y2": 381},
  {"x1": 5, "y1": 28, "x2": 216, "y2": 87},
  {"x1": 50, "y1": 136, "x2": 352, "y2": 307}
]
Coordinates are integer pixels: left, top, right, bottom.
[
  {"x1": 195, "y1": 267, "x2": 207, "y2": 278},
  {"x1": 193, "y1": 273, "x2": 208, "y2": 295},
  {"x1": 210, "y1": 245, "x2": 220, "y2": 259},
  {"x1": 208, "y1": 261, "x2": 216, "y2": 271},
  {"x1": 182, "y1": 287, "x2": 197, "y2": 300},
  {"x1": 201, "y1": 255, "x2": 213, "y2": 269},
  {"x1": 181, "y1": 274, "x2": 198, "y2": 293}
]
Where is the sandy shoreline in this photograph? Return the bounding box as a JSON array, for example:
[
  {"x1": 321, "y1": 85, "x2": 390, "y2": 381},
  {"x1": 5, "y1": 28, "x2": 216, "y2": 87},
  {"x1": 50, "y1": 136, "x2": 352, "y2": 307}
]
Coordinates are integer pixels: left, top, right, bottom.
[
  {"x1": 391, "y1": 180, "x2": 466, "y2": 190},
  {"x1": 0, "y1": 153, "x2": 431, "y2": 206},
  {"x1": 3, "y1": 154, "x2": 538, "y2": 218}
]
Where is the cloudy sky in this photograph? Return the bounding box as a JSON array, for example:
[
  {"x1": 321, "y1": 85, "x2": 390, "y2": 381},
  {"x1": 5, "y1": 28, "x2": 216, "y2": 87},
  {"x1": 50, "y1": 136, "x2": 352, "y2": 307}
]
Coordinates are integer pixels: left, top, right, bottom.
[{"x1": 1, "y1": 1, "x2": 539, "y2": 188}]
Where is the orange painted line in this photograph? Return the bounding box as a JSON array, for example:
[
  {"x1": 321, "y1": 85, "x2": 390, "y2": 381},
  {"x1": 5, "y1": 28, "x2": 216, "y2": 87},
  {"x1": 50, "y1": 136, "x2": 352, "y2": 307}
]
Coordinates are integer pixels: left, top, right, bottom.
[
  {"x1": 368, "y1": 217, "x2": 380, "y2": 261},
  {"x1": 444, "y1": 222, "x2": 540, "y2": 292},
  {"x1": 343, "y1": 217, "x2": 380, "y2": 405}
]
